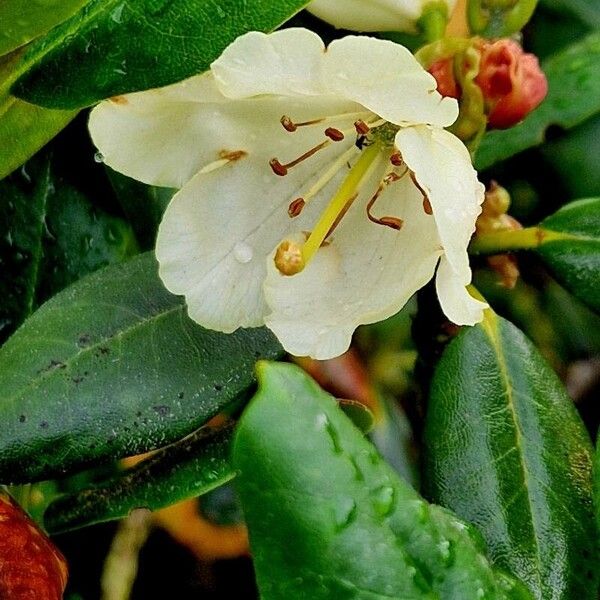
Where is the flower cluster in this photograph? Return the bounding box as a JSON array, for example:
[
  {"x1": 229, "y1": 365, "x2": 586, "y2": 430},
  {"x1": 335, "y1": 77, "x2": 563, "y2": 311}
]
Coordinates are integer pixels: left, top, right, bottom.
[{"x1": 89, "y1": 29, "x2": 486, "y2": 358}]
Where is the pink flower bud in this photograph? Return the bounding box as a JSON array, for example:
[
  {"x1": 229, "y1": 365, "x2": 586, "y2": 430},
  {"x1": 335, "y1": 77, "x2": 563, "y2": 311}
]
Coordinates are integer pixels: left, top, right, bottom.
[
  {"x1": 475, "y1": 39, "x2": 548, "y2": 129},
  {"x1": 428, "y1": 58, "x2": 461, "y2": 99}
]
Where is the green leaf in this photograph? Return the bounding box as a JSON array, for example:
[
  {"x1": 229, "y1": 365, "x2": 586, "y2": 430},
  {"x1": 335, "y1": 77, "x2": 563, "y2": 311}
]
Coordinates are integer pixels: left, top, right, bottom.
[
  {"x1": 476, "y1": 32, "x2": 600, "y2": 170},
  {"x1": 0, "y1": 0, "x2": 90, "y2": 56},
  {"x1": 0, "y1": 253, "x2": 283, "y2": 483},
  {"x1": 13, "y1": 0, "x2": 311, "y2": 110},
  {"x1": 536, "y1": 198, "x2": 600, "y2": 313},
  {"x1": 233, "y1": 361, "x2": 532, "y2": 600},
  {"x1": 595, "y1": 434, "x2": 600, "y2": 533},
  {"x1": 423, "y1": 310, "x2": 597, "y2": 599},
  {"x1": 0, "y1": 153, "x2": 137, "y2": 343},
  {"x1": 0, "y1": 51, "x2": 76, "y2": 180},
  {"x1": 539, "y1": 0, "x2": 600, "y2": 29},
  {"x1": 44, "y1": 423, "x2": 234, "y2": 534}
]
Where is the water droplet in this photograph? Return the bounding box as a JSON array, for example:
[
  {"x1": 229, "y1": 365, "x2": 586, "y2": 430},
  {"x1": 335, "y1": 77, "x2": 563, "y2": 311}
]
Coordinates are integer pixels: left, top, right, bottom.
[
  {"x1": 437, "y1": 539, "x2": 451, "y2": 562},
  {"x1": 334, "y1": 497, "x2": 356, "y2": 531},
  {"x1": 94, "y1": 151, "x2": 104, "y2": 163},
  {"x1": 233, "y1": 241, "x2": 253, "y2": 263},
  {"x1": 372, "y1": 485, "x2": 395, "y2": 516}
]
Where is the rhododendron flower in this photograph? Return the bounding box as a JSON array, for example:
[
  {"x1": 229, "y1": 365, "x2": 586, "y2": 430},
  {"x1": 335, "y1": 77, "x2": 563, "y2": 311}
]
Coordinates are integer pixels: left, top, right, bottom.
[
  {"x1": 307, "y1": 0, "x2": 457, "y2": 33},
  {"x1": 89, "y1": 28, "x2": 486, "y2": 359}
]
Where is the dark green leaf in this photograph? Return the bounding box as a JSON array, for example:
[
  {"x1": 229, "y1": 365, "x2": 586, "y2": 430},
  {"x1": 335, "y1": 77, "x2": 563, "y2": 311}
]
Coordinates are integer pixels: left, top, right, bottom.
[
  {"x1": 44, "y1": 423, "x2": 234, "y2": 534},
  {"x1": 0, "y1": 153, "x2": 137, "y2": 343},
  {"x1": 476, "y1": 32, "x2": 600, "y2": 170},
  {"x1": 13, "y1": 0, "x2": 311, "y2": 110},
  {"x1": 0, "y1": 0, "x2": 90, "y2": 56},
  {"x1": 539, "y1": 0, "x2": 600, "y2": 29},
  {"x1": 536, "y1": 198, "x2": 600, "y2": 313},
  {"x1": 233, "y1": 361, "x2": 532, "y2": 600},
  {"x1": 423, "y1": 310, "x2": 597, "y2": 599},
  {"x1": 0, "y1": 50, "x2": 76, "y2": 180},
  {"x1": 0, "y1": 253, "x2": 283, "y2": 483}
]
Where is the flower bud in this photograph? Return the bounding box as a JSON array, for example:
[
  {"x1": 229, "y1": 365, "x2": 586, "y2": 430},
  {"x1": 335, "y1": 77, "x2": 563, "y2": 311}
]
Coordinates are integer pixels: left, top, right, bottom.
[
  {"x1": 426, "y1": 38, "x2": 547, "y2": 133},
  {"x1": 307, "y1": 0, "x2": 456, "y2": 33},
  {"x1": 475, "y1": 39, "x2": 547, "y2": 128},
  {"x1": 0, "y1": 493, "x2": 68, "y2": 600}
]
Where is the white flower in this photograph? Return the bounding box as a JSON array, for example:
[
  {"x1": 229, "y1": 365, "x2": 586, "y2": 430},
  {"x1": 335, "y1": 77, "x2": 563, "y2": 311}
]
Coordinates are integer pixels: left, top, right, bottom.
[
  {"x1": 307, "y1": 0, "x2": 457, "y2": 33},
  {"x1": 89, "y1": 28, "x2": 486, "y2": 359}
]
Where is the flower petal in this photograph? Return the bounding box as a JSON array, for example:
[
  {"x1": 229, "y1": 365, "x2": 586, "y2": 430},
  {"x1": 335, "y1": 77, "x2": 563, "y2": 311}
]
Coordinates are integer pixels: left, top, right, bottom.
[
  {"x1": 323, "y1": 35, "x2": 459, "y2": 127},
  {"x1": 264, "y1": 166, "x2": 443, "y2": 359},
  {"x1": 156, "y1": 96, "x2": 362, "y2": 332},
  {"x1": 395, "y1": 125, "x2": 484, "y2": 282},
  {"x1": 435, "y1": 256, "x2": 487, "y2": 325},
  {"x1": 308, "y1": 0, "x2": 425, "y2": 32},
  {"x1": 211, "y1": 28, "x2": 328, "y2": 98}
]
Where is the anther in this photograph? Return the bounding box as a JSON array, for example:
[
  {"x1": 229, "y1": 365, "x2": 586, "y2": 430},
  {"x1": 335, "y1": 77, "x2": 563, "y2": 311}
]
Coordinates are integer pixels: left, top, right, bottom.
[
  {"x1": 423, "y1": 197, "x2": 433, "y2": 215},
  {"x1": 366, "y1": 172, "x2": 404, "y2": 231},
  {"x1": 354, "y1": 120, "x2": 370, "y2": 135},
  {"x1": 390, "y1": 152, "x2": 403, "y2": 166},
  {"x1": 288, "y1": 198, "x2": 306, "y2": 218},
  {"x1": 269, "y1": 140, "x2": 330, "y2": 176},
  {"x1": 280, "y1": 115, "x2": 324, "y2": 132},
  {"x1": 274, "y1": 240, "x2": 305, "y2": 276},
  {"x1": 324, "y1": 127, "x2": 345, "y2": 142},
  {"x1": 269, "y1": 159, "x2": 288, "y2": 176}
]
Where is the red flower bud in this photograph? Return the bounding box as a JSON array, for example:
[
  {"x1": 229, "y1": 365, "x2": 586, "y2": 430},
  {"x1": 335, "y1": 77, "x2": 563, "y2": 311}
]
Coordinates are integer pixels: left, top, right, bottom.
[
  {"x1": 475, "y1": 39, "x2": 548, "y2": 129},
  {"x1": 0, "y1": 493, "x2": 68, "y2": 600},
  {"x1": 428, "y1": 58, "x2": 461, "y2": 99}
]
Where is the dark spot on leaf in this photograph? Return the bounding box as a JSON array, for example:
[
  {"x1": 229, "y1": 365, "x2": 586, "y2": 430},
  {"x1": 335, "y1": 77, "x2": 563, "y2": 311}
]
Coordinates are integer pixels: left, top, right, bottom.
[
  {"x1": 40, "y1": 421, "x2": 49, "y2": 429},
  {"x1": 77, "y1": 333, "x2": 92, "y2": 347},
  {"x1": 95, "y1": 347, "x2": 110, "y2": 357},
  {"x1": 214, "y1": 384, "x2": 223, "y2": 392},
  {"x1": 136, "y1": 411, "x2": 142, "y2": 417},
  {"x1": 152, "y1": 405, "x2": 169, "y2": 417},
  {"x1": 18, "y1": 415, "x2": 26, "y2": 423},
  {"x1": 38, "y1": 359, "x2": 66, "y2": 374},
  {"x1": 178, "y1": 391, "x2": 185, "y2": 399},
  {"x1": 72, "y1": 376, "x2": 84, "y2": 384}
]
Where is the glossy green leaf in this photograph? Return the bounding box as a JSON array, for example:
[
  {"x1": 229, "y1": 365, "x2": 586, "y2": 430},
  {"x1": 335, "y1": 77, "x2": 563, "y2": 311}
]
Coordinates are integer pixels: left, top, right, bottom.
[
  {"x1": 0, "y1": 50, "x2": 76, "y2": 180},
  {"x1": 13, "y1": 0, "x2": 311, "y2": 110},
  {"x1": 535, "y1": 198, "x2": 600, "y2": 313},
  {"x1": 0, "y1": 153, "x2": 137, "y2": 343},
  {"x1": 233, "y1": 361, "x2": 532, "y2": 600},
  {"x1": 423, "y1": 310, "x2": 597, "y2": 599},
  {"x1": 0, "y1": 253, "x2": 283, "y2": 483},
  {"x1": 539, "y1": 0, "x2": 600, "y2": 29},
  {"x1": 44, "y1": 423, "x2": 235, "y2": 534},
  {"x1": 476, "y1": 32, "x2": 600, "y2": 170},
  {"x1": 0, "y1": 0, "x2": 90, "y2": 56}
]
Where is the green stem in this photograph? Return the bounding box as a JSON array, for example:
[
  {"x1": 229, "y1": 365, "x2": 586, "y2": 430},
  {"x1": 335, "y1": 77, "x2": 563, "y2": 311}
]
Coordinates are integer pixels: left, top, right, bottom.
[
  {"x1": 418, "y1": 4, "x2": 448, "y2": 42},
  {"x1": 469, "y1": 226, "x2": 566, "y2": 255}
]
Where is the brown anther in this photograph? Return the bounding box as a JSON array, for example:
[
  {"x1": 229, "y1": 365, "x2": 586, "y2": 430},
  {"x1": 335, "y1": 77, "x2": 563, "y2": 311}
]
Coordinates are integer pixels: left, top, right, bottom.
[
  {"x1": 366, "y1": 173, "x2": 404, "y2": 231},
  {"x1": 378, "y1": 217, "x2": 404, "y2": 230},
  {"x1": 423, "y1": 197, "x2": 433, "y2": 215},
  {"x1": 390, "y1": 152, "x2": 403, "y2": 166},
  {"x1": 269, "y1": 158, "x2": 288, "y2": 176},
  {"x1": 325, "y1": 127, "x2": 345, "y2": 142},
  {"x1": 288, "y1": 198, "x2": 306, "y2": 218},
  {"x1": 218, "y1": 150, "x2": 247, "y2": 162},
  {"x1": 269, "y1": 140, "x2": 330, "y2": 177},
  {"x1": 280, "y1": 115, "x2": 297, "y2": 132},
  {"x1": 354, "y1": 120, "x2": 370, "y2": 135},
  {"x1": 274, "y1": 240, "x2": 304, "y2": 276}
]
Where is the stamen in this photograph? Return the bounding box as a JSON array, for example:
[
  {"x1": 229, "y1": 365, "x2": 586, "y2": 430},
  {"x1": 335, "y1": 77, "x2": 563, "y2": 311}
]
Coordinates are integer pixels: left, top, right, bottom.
[
  {"x1": 270, "y1": 140, "x2": 331, "y2": 176},
  {"x1": 366, "y1": 172, "x2": 404, "y2": 231},
  {"x1": 354, "y1": 120, "x2": 370, "y2": 135},
  {"x1": 281, "y1": 111, "x2": 373, "y2": 133},
  {"x1": 299, "y1": 142, "x2": 383, "y2": 271},
  {"x1": 390, "y1": 152, "x2": 403, "y2": 166},
  {"x1": 274, "y1": 240, "x2": 304, "y2": 276},
  {"x1": 324, "y1": 127, "x2": 345, "y2": 142},
  {"x1": 288, "y1": 198, "x2": 306, "y2": 218},
  {"x1": 423, "y1": 197, "x2": 433, "y2": 215},
  {"x1": 409, "y1": 171, "x2": 431, "y2": 207}
]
